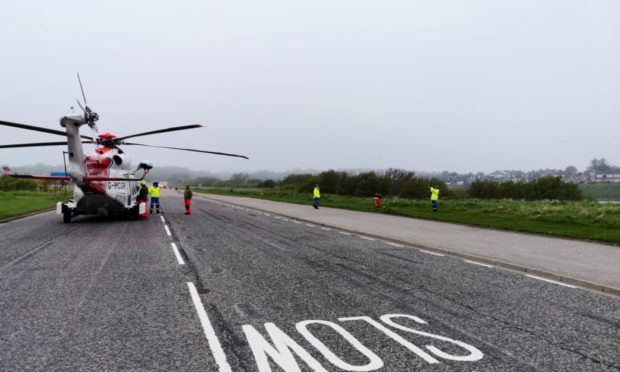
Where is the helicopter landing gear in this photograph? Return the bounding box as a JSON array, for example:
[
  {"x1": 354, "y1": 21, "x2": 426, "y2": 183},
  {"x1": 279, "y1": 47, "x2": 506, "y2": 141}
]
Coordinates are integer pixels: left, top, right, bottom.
[{"x1": 58, "y1": 201, "x2": 77, "y2": 223}]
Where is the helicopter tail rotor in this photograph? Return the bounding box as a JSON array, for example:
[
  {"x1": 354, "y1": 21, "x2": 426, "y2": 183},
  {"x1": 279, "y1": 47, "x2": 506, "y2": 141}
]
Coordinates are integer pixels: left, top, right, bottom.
[{"x1": 76, "y1": 73, "x2": 99, "y2": 134}]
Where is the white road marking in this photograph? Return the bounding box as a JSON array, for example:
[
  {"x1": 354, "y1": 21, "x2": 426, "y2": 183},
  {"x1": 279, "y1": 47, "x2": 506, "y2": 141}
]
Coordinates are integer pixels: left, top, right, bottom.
[
  {"x1": 187, "y1": 282, "x2": 232, "y2": 372},
  {"x1": 164, "y1": 225, "x2": 171, "y2": 237},
  {"x1": 293, "y1": 220, "x2": 301, "y2": 224},
  {"x1": 385, "y1": 242, "x2": 403, "y2": 248},
  {"x1": 525, "y1": 274, "x2": 576, "y2": 288},
  {"x1": 160, "y1": 215, "x2": 165, "y2": 223},
  {"x1": 464, "y1": 260, "x2": 493, "y2": 268},
  {"x1": 419, "y1": 249, "x2": 444, "y2": 257},
  {"x1": 360, "y1": 236, "x2": 375, "y2": 241},
  {"x1": 171, "y1": 243, "x2": 185, "y2": 265},
  {"x1": 296, "y1": 320, "x2": 384, "y2": 370},
  {"x1": 274, "y1": 216, "x2": 282, "y2": 219},
  {"x1": 306, "y1": 223, "x2": 315, "y2": 227},
  {"x1": 282, "y1": 218, "x2": 290, "y2": 222},
  {"x1": 320, "y1": 227, "x2": 332, "y2": 231},
  {"x1": 338, "y1": 231, "x2": 352, "y2": 236}
]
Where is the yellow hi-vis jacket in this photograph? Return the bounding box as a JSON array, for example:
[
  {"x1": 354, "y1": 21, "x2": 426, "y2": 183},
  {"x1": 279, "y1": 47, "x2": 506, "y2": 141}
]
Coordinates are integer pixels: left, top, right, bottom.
[
  {"x1": 148, "y1": 186, "x2": 161, "y2": 198},
  {"x1": 313, "y1": 187, "x2": 321, "y2": 198},
  {"x1": 430, "y1": 187, "x2": 439, "y2": 201}
]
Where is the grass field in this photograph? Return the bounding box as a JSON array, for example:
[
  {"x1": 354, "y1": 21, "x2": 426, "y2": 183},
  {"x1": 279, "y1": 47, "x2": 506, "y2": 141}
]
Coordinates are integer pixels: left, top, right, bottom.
[
  {"x1": 0, "y1": 191, "x2": 71, "y2": 220},
  {"x1": 198, "y1": 187, "x2": 620, "y2": 245},
  {"x1": 579, "y1": 183, "x2": 620, "y2": 201}
]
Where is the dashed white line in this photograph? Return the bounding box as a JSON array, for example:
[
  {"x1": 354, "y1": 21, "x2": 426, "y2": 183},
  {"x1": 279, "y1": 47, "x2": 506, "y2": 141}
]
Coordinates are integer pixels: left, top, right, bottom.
[
  {"x1": 464, "y1": 260, "x2": 493, "y2": 268},
  {"x1": 164, "y1": 225, "x2": 171, "y2": 236},
  {"x1": 292, "y1": 220, "x2": 301, "y2": 224},
  {"x1": 385, "y1": 242, "x2": 403, "y2": 248},
  {"x1": 160, "y1": 215, "x2": 166, "y2": 223},
  {"x1": 171, "y1": 243, "x2": 185, "y2": 265},
  {"x1": 187, "y1": 282, "x2": 232, "y2": 372},
  {"x1": 320, "y1": 227, "x2": 332, "y2": 231},
  {"x1": 360, "y1": 236, "x2": 375, "y2": 241},
  {"x1": 419, "y1": 249, "x2": 444, "y2": 257},
  {"x1": 282, "y1": 218, "x2": 290, "y2": 221},
  {"x1": 339, "y1": 231, "x2": 352, "y2": 236},
  {"x1": 525, "y1": 274, "x2": 576, "y2": 288},
  {"x1": 306, "y1": 223, "x2": 315, "y2": 227}
]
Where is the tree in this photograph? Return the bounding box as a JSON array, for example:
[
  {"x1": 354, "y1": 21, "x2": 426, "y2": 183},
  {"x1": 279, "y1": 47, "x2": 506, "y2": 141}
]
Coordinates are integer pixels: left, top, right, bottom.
[
  {"x1": 590, "y1": 158, "x2": 611, "y2": 172},
  {"x1": 564, "y1": 166, "x2": 578, "y2": 176}
]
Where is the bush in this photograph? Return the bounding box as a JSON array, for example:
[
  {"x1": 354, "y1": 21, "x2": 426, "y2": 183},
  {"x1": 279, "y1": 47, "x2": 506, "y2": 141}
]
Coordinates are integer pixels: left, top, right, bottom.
[
  {"x1": 258, "y1": 179, "x2": 276, "y2": 188},
  {"x1": 467, "y1": 176, "x2": 582, "y2": 201}
]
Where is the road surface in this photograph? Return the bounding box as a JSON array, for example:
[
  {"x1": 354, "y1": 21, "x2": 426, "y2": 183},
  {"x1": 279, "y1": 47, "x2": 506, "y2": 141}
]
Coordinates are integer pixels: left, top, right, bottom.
[{"x1": 0, "y1": 192, "x2": 618, "y2": 371}]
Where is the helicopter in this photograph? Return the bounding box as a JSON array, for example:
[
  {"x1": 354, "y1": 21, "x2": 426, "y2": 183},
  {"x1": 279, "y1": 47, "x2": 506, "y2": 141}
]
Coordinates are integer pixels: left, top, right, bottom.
[{"x1": 0, "y1": 75, "x2": 248, "y2": 222}]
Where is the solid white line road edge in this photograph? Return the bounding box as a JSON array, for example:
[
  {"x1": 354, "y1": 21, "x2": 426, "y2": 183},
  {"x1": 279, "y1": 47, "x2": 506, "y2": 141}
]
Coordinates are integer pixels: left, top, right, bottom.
[
  {"x1": 360, "y1": 236, "x2": 375, "y2": 241},
  {"x1": 187, "y1": 282, "x2": 233, "y2": 372},
  {"x1": 419, "y1": 249, "x2": 445, "y2": 257},
  {"x1": 171, "y1": 243, "x2": 185, "y2": 265},
  {"x1": 164, "y1": 225, "x2": 172, "y2": 236},
  {"x1": 385, "y1": 242, "x2": 403, "y2": 247},
  {"x1": 525, "y1": 274, "x2": 576, "y2": 288},
  {"x1": 464, "y1": 260, "x2": 493, "y2": 268}
]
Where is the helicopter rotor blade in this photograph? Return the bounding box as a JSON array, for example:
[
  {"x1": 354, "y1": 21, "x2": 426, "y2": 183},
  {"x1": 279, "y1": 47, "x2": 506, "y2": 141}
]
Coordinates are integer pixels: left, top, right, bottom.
[
  {"x1": 0, "y1": 141, "x2": 94, "y2": 149},
  {"x1": 123, "y1": 142, "x2": 249, "y2": 159},
  {"x1": 0, "y1": 120, "x2": 93, "y2": 140},
  {"x1": 0, "y1": 141, "x2": 69, "y2": 149},
  {"x1": 77, "y1": 72, "x2": 88, "y2": 106},
  {"x1": 114, "y1": 124, "x2": 203, "y2": 142}
]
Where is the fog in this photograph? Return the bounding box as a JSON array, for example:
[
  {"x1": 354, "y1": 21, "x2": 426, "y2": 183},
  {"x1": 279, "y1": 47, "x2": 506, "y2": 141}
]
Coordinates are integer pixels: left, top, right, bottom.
[{"x1": 1, "y1": 0, "x2": 618, "y2": 173}]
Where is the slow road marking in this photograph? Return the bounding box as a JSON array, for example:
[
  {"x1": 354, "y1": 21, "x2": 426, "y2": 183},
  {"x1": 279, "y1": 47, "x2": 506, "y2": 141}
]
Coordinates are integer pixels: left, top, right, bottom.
[{"x1": 242, "y1": 313, "x2": 484, "y2": 371}]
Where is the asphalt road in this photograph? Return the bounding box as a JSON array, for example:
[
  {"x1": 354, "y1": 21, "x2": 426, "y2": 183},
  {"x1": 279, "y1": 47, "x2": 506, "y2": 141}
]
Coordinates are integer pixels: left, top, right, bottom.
[{"x1": 0, "y1": 192, "x2": 618, "y2": 371}]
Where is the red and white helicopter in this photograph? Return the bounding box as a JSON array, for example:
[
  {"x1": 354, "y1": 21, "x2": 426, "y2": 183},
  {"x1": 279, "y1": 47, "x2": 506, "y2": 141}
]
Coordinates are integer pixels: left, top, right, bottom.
[{"x1": 1, "y1": 75, "x2": 248, "y2": 222}]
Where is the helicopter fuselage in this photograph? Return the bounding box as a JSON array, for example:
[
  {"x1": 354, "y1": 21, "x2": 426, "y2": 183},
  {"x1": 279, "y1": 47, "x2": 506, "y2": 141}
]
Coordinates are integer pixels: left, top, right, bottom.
[{"x1": 57, "y1": 113, "x2": 148, "y2": 221}]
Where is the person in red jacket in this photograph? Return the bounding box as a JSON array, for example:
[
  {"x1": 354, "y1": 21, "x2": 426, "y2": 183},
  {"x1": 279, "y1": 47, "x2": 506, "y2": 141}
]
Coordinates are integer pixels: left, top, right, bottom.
[{"x1": 184, "y1": 185, "x2": 193, "y2": 215}]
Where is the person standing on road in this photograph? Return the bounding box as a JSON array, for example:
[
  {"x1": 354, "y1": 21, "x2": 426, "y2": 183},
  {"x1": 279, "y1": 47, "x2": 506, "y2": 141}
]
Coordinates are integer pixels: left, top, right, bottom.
[
  {"x1": 313, "y1": 183, "x2": 321, "y2": 209},
  {"x1": 184, "y1": 185, "x2": 193, "y2": 215},
  {"x1": 430, "y1": 185, "x2": 440, "y2": 212},
  {"x1": 137, "y1": 180, "x2": 149, "y2": 216},
  {"x1": 137, "y1": 180, "x2": 149, "y2": 203},
  {"x1": 149, "y1": 181, "x2": 162, "y2": 214}
]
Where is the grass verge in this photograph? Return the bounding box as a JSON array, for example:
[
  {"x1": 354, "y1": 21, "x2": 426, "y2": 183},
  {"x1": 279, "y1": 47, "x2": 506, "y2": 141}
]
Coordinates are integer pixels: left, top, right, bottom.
[
  {"x1": 0, "y1": 191, "x2": 71, "y2": 221},
  {"x1": 198, "y1": 187, "x2": 620, "y2": 245}
]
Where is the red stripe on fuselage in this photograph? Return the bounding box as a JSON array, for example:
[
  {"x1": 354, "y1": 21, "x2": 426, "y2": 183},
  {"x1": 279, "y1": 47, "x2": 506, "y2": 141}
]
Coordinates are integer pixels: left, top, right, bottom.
[{"x1": 84, "y1": 149, "x2": 114, "y2": 193}]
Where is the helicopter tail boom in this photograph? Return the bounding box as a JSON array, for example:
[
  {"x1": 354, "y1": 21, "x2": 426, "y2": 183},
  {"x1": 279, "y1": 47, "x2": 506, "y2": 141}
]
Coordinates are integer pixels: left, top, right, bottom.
[{"x1": 2, "y1": 165, "x2": 148, "y2": 182}]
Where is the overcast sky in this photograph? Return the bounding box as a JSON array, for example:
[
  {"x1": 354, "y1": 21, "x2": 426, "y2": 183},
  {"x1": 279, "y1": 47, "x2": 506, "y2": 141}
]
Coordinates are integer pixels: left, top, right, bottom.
[{"x1": 1, "y1": 0, "x2": 618, "y2": 174}]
